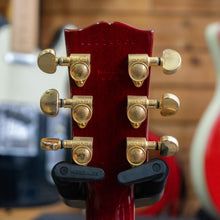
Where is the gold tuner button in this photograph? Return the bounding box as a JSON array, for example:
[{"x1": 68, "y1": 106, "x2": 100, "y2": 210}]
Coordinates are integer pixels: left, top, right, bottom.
[
  {"x1": 40, "y1": 89, "x2": 60, "y2": 117},
  {"x1": 38, "y1": 49, "x2": 90, "y2": 87},
  {"x1": 147, "y1": 136, "x2": 179, "y2": 157},
  {"x1": 38, "y1": 49, "x2": 58, "y2": 73},
  {"x1": 126, "y1": 136, "x2": 179, "y2": 166},
  {"x1": 162, "y1": 49, "x2": 181, "y2": 75},
  {"x1": 158, "y1": 136, "x2": 179, "y2": 157},
  {"x1": 41, "y1": 138, "x2": 62, "y2": 150},
  {"x1": 128, "y1": 49, "x2": 181, "y2": 87},
  {"x1": 159, "y1": 93, "x2": 180, "y2": 116},
  {"x1": 41, "y1": 137, "x2": 93, "y2": 166},
  {"x1": 40, "y1": 89, "x2": 73, "y2": 117},
  {"x1": 147, "y1": 93, "x2": 180, "y2": 116},
  {"x1": 40, "y1": 89, "x2": 93, "y2": 128}
]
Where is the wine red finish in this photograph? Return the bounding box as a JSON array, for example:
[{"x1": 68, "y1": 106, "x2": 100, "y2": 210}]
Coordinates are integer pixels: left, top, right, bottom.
[
  {"x1": 203, "y1": 28, "x2": 220, "y2": 215},
  {"x1": 205, "y1": 114, "x2": 220, "y2": 214},
  {"x1": 64, "y1": 22, "x2": 153, "y2": 220}
]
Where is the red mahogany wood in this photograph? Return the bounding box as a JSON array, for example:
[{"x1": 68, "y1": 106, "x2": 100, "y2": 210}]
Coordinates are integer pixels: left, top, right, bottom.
[{"x1": 64, "y1": 22, "x2": 154, "y2": 220}]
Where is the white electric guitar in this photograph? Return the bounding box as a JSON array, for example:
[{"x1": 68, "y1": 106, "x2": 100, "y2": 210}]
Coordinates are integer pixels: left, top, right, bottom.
[
  {"x1": 0, "y1": 0, "x2": 75, "y2": 206},
  {"x1": 190, "y1": 22, "x2": 220, "y2": 218},
  {"x1": 0, "y1": 0, "x2": 75, "y2": 157},
  {"x1": 0, "y1": 0, "x2": 70, "y2": 104}
]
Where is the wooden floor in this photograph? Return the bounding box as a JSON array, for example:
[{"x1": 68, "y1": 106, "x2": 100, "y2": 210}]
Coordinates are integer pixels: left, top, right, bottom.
[{"x1": 1, "y1": 0, "x2": 220, "y2": 218}]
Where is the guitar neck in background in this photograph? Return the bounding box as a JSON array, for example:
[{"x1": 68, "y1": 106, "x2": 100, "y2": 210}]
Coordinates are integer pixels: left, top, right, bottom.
[{"x1": 10, "y1": 0, "x2": 39, "y2": 53}]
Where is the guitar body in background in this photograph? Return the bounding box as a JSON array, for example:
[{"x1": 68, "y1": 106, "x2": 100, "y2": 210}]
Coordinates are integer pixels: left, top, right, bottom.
[
  {"x1": 190, "y1": 22, "x2": 220, "y2": 218},
  {"x1": 0, "y1": 0, "x2": 75, "y2": 206},
  {"x1": 0, "y1": 26, "x2": 70, "y2": 104}
]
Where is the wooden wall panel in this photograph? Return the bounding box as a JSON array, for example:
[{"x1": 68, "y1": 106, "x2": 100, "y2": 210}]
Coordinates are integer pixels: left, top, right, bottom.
[
  {"x1": 154, "y1": 0, "x2": 220, "y2": 13},
  {"x1": 151, "y1": 50, "x2": 216, "y2": 87},
  {"x1": 40, "y1": 13, "x2": 220, "y2": 49},
  {"x1": 42, "y1": 0, "x2": 153, "y2": 12}
]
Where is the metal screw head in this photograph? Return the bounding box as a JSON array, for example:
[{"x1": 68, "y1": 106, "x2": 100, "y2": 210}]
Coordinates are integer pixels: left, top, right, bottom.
[
  {"x1": 127, "y1": 104, "x2": 147, "y2": 128},
  {"x1": 40, "y1": 89, "x2": 59, "y2": 117},
  {"x1": 38, "y1": 49, "x2": 58, "y2": 73},
  {"x1": 72, "y1": 146, "x2": 92, "y2": 166},
  {"x1": 127, "y1": 146, "x2": 146, "y2": 166},
  {"x1": 162, "y1": 49, "x2": 181, "y2": 74},
  {"x1": 72, "y1": 104, "x2": 92, "y2": 128},
  {"x1": 160, "y1": 93, "x2": 180, "y2": 116},
  {"x1": 70, "y1": 62, "x2": 90, "y2": 81},
  {"x1": 159, "y1": 136, "x2": 179, "y2": 156},
  {"x1": 128, "y1": 63, "x2": 149, "y2": 87}
]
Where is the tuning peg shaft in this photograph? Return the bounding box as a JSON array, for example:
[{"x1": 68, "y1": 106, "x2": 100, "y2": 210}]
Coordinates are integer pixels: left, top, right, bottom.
[
  {"x1": 40, "y1": 89, "x2": 92, "y2": 128},
  {"x1": 38, "y1": 49, "x2": 90, "y2": 87},
  {"x1": 41, "y1": 137, "x2": 93, "y2": 166},
  {"x1": 127, "y1": 93, "x2": 180, "y2": 128},
  {"x1": 128, "y1": 49, "x2": 181, "y2": 87},
  {"x1": 126, "y1": 136, "x2": 179, "y2": 166}
]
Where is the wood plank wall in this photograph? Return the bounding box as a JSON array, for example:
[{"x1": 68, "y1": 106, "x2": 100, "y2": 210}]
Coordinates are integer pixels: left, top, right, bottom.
[{"x1": 1, "y1": 0, "x2": 220, "y2": 217}]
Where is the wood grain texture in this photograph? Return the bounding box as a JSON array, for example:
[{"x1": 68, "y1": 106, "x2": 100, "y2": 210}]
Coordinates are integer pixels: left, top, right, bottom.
[{"x1": 0, "y1": 0, "x2": 218, "y2": 218}]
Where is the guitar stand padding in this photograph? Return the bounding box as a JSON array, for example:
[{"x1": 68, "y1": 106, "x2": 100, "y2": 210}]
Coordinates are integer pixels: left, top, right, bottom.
[
  {"x1": 118, "y1": 159, "x2": 169, "y2": 207},
  {"x1": 52, "y1": 162, "x2": 105, "y2": 208},
  {"x1": 52, "y1": 159, "x2": 168, "y2": 209}
]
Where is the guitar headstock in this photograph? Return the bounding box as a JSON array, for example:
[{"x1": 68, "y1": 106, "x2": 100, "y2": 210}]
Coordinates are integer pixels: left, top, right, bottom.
[{"x1": 38, "y1": 22, "x2": 181, "y2": 219}]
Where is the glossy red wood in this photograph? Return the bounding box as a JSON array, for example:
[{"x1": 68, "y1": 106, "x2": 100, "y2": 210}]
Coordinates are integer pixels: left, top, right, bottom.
[
  {"x1": 65, "y1": 22, "x2": 153, "y2": 220},
  {"x1": 205, "y1": 114, "x2": 220, "y2": 214}
]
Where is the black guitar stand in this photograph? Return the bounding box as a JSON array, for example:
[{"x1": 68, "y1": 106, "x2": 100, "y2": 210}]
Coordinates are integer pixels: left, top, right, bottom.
[{"x1": 52, "y1": 159, "x2": 169, "y2": 208}]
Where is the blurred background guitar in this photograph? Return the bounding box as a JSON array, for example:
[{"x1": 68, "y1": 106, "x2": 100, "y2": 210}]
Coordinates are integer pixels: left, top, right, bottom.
[
  {"x1": 0, "y1": 0, "x2": 74, "y2": 206},
  {"x1": 190, "y1": 22, "x2": 220, "y2": 219}
]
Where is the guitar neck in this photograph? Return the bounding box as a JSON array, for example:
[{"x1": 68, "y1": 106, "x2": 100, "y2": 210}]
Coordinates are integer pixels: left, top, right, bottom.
[{"x1": 11, "y1": 0, "x2": 39, "y2": 53}]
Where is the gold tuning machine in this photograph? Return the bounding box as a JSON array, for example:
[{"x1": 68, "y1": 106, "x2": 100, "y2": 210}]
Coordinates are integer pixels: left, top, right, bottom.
[
  {"x1": 41, "y1": 137, "x2": 93, "y2": 166},
  {"x1": 126, "y1": 136, "x2": 179, "y2": 166},
  {"x1": 127, "y1": 93, "x2": 180, "y2": 128},
  {"x1": 40, "y1": 89, "x2": 93, "y2": 128},
  {"x1": 128, "y1": 49, "x2": 181, "y2": 87},
  {"x1": 38, "y1": 49, "x2": 90, "y2": 87}
]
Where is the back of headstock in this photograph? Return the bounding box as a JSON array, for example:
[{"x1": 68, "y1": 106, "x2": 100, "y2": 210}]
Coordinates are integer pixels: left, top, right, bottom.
[{"x1": 38, "y1": 22, "x2": 181, "y2": 220}]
